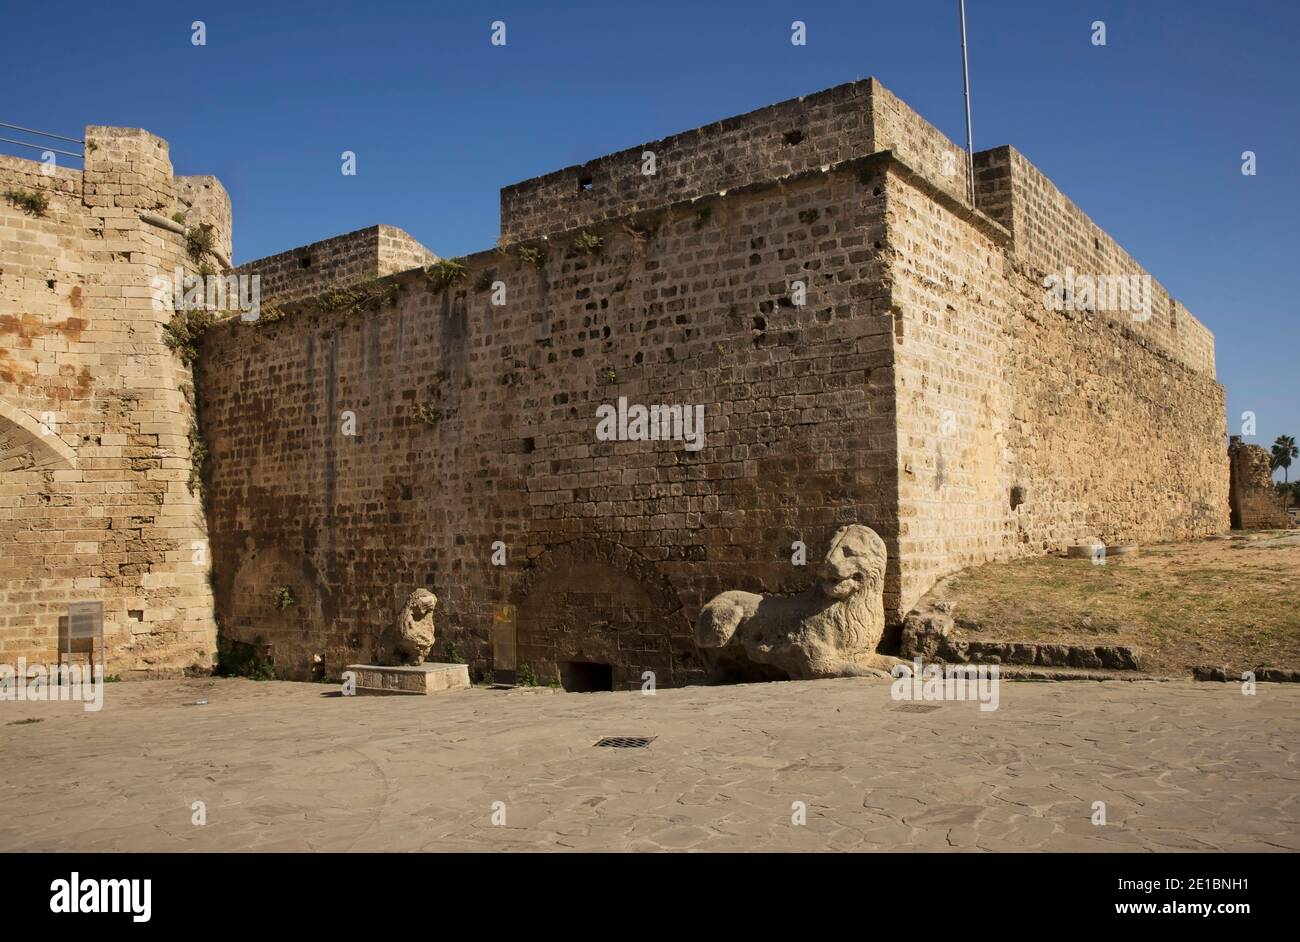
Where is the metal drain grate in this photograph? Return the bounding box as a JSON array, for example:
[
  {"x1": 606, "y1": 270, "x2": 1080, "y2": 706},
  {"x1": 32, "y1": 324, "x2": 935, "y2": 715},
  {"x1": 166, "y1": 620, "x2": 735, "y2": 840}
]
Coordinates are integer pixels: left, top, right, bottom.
[
  {"x1": 893, "y1": 703, "x2": 943, "y2": 713},
  {"x1": 594, "y1": 736, "x2": 656, "y2": 748}
]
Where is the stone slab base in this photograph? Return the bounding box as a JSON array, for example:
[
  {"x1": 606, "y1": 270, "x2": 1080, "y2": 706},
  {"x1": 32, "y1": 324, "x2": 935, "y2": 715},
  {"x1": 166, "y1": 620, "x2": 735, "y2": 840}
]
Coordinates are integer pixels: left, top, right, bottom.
[
  {"x1": 900, "y1": 618, "x2": 1144, "y2": 671},
  {"x1": 346, "y1": 663, "x2": 470, "y2": 695},
  {"x1": 1193, "y1": 665, "x2": 1300, "y2": 683}
]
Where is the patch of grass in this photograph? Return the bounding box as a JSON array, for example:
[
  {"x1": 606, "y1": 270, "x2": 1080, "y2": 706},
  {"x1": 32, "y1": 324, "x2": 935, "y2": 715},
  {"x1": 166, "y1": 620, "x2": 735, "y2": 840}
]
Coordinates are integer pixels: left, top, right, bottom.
[
  {"x1": 4, "y1": 189, "x2": 49, "y2": 217},
  {"x1": 942, "y1": 539, "x2": 1300, "y2": 674},
  {"x1": 517, "y1": 662, "x2": 538, "y2": 687}
]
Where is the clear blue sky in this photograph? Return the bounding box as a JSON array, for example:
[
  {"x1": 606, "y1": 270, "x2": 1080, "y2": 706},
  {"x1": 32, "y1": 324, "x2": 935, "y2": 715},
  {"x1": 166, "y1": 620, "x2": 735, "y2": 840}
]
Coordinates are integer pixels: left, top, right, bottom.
[{"x1": 2, "y1": 0, "x2": 1296, "y2": 472}]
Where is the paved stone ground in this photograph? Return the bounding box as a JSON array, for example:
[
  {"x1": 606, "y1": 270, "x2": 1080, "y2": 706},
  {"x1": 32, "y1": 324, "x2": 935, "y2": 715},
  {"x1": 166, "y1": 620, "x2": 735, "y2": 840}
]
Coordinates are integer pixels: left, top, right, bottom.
[{"x1": 1, "y1": 677, "x2": 1297, "y2": 851}]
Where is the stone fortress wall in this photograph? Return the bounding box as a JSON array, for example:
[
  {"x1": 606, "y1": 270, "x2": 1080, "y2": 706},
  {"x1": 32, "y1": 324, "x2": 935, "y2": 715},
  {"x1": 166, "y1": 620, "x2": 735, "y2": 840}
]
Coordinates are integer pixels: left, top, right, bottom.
[
  {"x1": 233, "y1": 224, "x2": 437, "y2": 306},
  {"x1": 0, "y1": 78, "x2": 1241, "y2": 684},
  {"x1": 191, "y1": 78, "x2": 1230, "y2": 686},
  {"x1": 199, "y1": 161, "x2": 897, "y2": 688},
  {"x1": 0, "y1": 128, "x2": 228, "y2": 675}
]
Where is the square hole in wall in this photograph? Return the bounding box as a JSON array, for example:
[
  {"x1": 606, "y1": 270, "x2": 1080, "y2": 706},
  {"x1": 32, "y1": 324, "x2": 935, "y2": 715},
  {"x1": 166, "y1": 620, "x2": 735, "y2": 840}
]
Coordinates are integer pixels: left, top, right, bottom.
[
  {"x1": 562, "y1": 661, "x2": 613, "y2": 692},
  {"x1": 128, "y1": 610, "x2": 144, "y2": 622},
  {"x1": 578, "y1": 176, "x2": 593, "y2": 192},
  {"x1": 300, "y1": 255, "x2": 312, "y2": 268}
]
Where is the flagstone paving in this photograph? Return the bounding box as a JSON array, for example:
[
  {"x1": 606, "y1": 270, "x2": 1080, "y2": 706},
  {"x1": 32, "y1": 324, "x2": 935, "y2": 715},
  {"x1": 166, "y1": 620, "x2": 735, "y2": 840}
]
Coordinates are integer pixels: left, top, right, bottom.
[{"x1": 1, "y1": 677, "x2": 1297, "y2": 852}]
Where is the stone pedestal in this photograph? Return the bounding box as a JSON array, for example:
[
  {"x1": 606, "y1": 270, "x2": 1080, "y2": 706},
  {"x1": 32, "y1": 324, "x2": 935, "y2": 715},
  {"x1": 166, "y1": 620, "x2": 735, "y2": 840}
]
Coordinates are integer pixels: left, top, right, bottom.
[{"x1": 346, "y1": 663, "x2": 470, "y2": 696}]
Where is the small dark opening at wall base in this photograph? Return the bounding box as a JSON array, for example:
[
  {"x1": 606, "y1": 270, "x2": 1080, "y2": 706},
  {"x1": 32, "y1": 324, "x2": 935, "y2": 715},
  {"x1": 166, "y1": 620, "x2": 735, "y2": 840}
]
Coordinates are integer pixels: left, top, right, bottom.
[{"x1": 561, "y1": 660, "x2": 613, "y2": 692}]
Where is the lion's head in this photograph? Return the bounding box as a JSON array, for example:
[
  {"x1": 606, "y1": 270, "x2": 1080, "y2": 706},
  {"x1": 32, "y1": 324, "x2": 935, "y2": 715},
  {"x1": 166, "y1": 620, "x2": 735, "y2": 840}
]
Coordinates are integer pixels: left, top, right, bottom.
[
  {"x1": 821, "y1": 524, "x2": 887, "y2": 599},
  {"x1": 404, "y1": 588, "x2": 438, "y2": 621}
]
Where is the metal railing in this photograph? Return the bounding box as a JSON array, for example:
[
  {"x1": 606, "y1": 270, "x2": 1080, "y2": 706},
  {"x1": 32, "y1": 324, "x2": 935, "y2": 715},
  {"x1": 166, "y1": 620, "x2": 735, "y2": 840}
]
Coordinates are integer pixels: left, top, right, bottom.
[{"x1": 0, "y1": 122, "x2": 84, "y2": 159}]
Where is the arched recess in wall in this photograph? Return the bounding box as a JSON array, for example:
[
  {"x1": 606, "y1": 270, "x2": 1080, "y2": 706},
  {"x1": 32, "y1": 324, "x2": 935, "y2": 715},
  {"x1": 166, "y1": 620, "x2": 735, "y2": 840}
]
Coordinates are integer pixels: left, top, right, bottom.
[
  {"x1": 508, "y1": 539, "x2": 701, "y2": 691},
  {"x1": 226, "y1": 545, "x2": 330, "y2": 680},
  {"x1": 0, "y1": 399, "x2": 77, "y2": 472}
]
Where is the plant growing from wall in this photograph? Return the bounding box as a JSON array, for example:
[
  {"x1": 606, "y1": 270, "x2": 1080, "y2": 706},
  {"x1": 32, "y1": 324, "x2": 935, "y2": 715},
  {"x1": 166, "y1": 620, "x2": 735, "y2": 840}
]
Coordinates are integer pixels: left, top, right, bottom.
[
  {"x1": 163, "y1": 308, "x2": 216, "y2": 366},
  {"x1": 171, "y1": 211, "x2": 187, "y2": 225},
  {"x1": 4, "y1": 189, "x2": 49, "y2": 217},
  {"x1": 187, "y1": 424, "x2": 208, "y2": 495},
  {"x1": 693, "y1": 206, "x2": 712, "y2": 230},
  {"x1": 186, "y1": 223, "x2": 216, "y2": 262},
  {"x1": 798, "y1": 208, "x2": 820, "y2": 225},
  {"x1": 426, "y1": 258, "x2": 468, "y2": 291},
  {"x1": 516, "y1": 244, "x2": 547, "y2": 268},
  {"x1": 573, "y1": 230, "x2": 603, "y2": 256},
  {"x1": 255, "y1": 303, "x2": 286, "y2": 325},
  {"x1": 272, "y1": 586, "x2": 296, "y2": 611},
  {"x1": 314, "y1": 280, "x2": 399, "y2": 316},
  {"x1": 413, "y1": 402, "x2": 444, "y2": 426},
  {"x1": 517, "y1": 662, "x2": 538, "y2": 687},
  {"x1": 601, "y1": 367, "x2": 617, "y2": 384},
  {"x1": 446, "y1": 639, "x2": 465, "y2": 664},
  {"x1": 473, "y1": 268, "x2": 496, "y2": 292}
]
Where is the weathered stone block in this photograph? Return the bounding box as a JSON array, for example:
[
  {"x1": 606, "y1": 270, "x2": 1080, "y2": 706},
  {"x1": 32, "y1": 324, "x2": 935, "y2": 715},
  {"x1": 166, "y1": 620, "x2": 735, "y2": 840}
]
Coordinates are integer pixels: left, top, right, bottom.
[{"x1": 346, "y1": 663, "x2": 470, "y2": 695}]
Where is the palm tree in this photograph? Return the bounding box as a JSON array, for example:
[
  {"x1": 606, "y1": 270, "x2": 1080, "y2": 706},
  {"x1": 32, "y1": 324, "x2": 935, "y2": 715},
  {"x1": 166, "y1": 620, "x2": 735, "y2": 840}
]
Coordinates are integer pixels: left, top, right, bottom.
[
  {"x1": 1272, "y1": 435, "x2": 1298, "y2": 482},
  {"x1": 1275, "y1": 480, "x2": 1297, "y2": 509}
]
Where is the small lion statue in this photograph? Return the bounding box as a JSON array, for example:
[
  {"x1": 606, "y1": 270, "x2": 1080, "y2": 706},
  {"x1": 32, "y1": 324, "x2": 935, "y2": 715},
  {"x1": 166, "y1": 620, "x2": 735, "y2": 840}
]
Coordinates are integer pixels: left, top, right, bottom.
[
  {"x1": 393, "y1": 588, "x2": 438, "y2": 665},
  {"x1": 694, "y1": 524, "x2": 898, "y2": 681}
]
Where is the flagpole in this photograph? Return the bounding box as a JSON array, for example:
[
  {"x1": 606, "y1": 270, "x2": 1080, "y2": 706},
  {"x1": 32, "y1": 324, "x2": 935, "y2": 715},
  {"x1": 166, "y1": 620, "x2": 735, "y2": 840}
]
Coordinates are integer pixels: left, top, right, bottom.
[{"x1": 960, "y1": 0, "x2": 976, "y2": 205}]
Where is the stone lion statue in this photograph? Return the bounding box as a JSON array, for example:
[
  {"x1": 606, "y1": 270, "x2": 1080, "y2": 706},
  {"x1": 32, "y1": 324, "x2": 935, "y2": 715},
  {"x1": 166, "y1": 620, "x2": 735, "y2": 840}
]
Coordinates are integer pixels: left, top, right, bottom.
[
  {"x1": 694, "y1": 524, "x2": 898, "y2": 681},
  {"x1": 393, "y1": 588, "x2": 438, "y2": 665}
]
